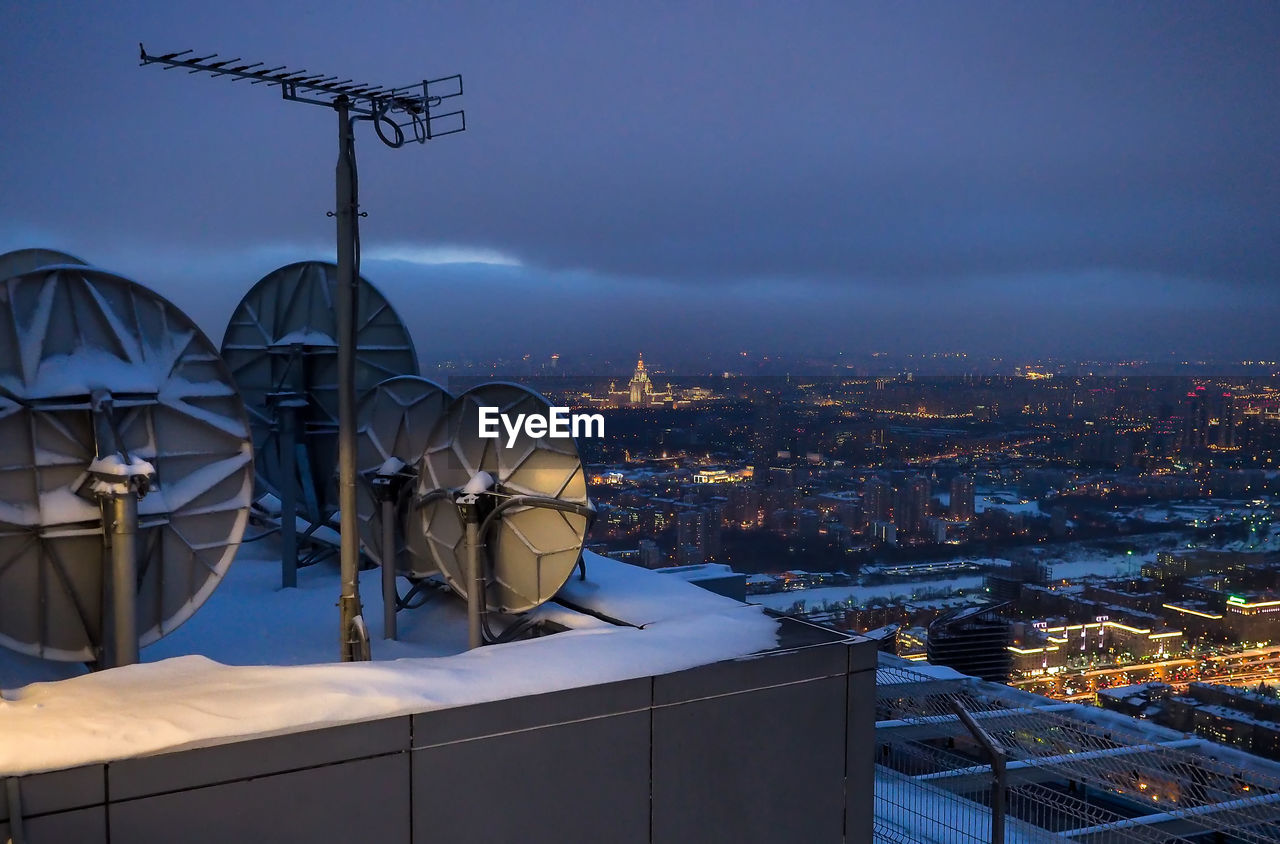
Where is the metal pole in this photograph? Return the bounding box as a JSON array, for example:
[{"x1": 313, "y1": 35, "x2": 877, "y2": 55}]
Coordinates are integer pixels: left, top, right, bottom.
[
  {"x1": 460, "y1": 495, "x2": 483, "y2": 650},
  {"x1": 335, "y1": 95, "x2": 365, "y2": 661},
  {"x1": 5, "y1": 777, "x2": 25, "y2": 844},
  {"x1": 381, "y1": 496, "x2": 397, "y2": 640},
  {"x1": 110, "y1": 493, "x2": 139, "y2": 667},
  {"x1": 280, "y1": 402, "x2": 298, "y2": 589},
  {"x1": 951, "y1": 700, "x2": 1006, "y2": 844},
  {"x1": 990, "y1": 751, "x2": 1006, "y2": 844}
]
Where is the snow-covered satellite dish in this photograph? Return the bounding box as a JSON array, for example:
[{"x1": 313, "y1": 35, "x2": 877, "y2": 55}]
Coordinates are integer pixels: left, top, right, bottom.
[
  {"x1": 0, "y1": 266, "x2": 253, "y2": 661},
  {"x1": 418, "y1": 382, "x2": 592, "y2": 614},
  {"x1": 0, "y1": 248, "x2": 87, "y2": 278},
  {"x1": 354, "y1": 375, "x2": 450, "y2": 571},
  {"x1": 219, "y1": 261, "x2": 418, "y2": 523}
]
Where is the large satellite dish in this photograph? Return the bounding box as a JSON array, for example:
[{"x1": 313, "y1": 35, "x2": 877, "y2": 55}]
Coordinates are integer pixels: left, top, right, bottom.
[
  {"x1": 220, "y1": 261, "x2": 419, "y2": 518},
  {"x1": 418, "y1": 383, "x2": 593, "y2": 619},
  {"x1": 0, "y1": 265, "x2": 254, "y2": 663},
  {"x1": 0, "y1": 248, "x2": 87, "y2": 277},
  {"x1": 219, "y1": 261, "x2": 418, "y2": 580}
]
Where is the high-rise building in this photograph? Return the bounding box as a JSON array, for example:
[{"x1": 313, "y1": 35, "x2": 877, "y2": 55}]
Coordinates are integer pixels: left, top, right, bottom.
[
  {"x1": 869, "y1": 520, "x2": 897, "y2": 545},
  {"x1": 751, "y1": 395, "x2": 781, "y2": 487},
  {"x1": 1218, "y1": 392, "x2": 1238, "y2": 448},
  {"x1": 862, "y1": 478, "x2": 891, "y2": 522},
  {"x1": 768, "y1": 466, "x2": 795, "y2": 488},
  {"x1": 702, "y1": 503, "x2": 724, "y2": 559},
  {"x1": 924, "y1": 516, "x2": 948, "y2": 544},
  {"x1": 1050, "y1": 505, "x2": 1068, "y2": 538},
  {"x1": 676, "y1": 508, "x2": 703, "y2": 565},
  {"x1": 726, "y1": 484, "x2": 761, "y2": 527},
  {"x1": 950, "y1": 473, "x2": 976, "y2": 521},
  {"x1": 926, "y1": 605, "x2": 1012, "y2": 683},
  {"x1": 638, "y1": 538, "x2": 664, "y2": 569},
  {"x1": 1183, "y1": 385, "x2": 1210, "y2": 454},
  {"x1": 893, "y1": 475, "x2": 931, "y2": 534}
]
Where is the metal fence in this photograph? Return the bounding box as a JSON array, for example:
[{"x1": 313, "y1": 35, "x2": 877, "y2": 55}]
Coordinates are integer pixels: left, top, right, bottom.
[{"x1": 873, "y1": 656, "x2": 1280, "y2": 844}]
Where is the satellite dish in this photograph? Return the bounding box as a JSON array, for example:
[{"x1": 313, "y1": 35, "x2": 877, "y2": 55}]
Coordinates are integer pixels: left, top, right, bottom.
[
  {"x1": 0, "y1": 248, "x2": 87, "y2": 278},
  {"x1": 219, "y1": 261, "x2": 418, "y2": 588},
  {"x1": 354, "y1": 375, "x2": 451, "y2": 641},
  {"x1": 418, "y1": 383, "x2": 593, "y2": 617},
  {"x1": 354, "y1": 375, "x2": 450, "y2": 571},
  {"x1": 0, "y1": 265, "x2": 254, "y2": 662},
  {"x1": 219, "y1": 261, "x2": 419, "y2": 524}
]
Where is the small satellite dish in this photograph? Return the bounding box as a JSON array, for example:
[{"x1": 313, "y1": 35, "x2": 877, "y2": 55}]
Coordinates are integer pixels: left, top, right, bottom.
[
  {"x1": 0, "y1": 248, "x2": 88, "y2": 278},
  {"x1": 418, "y1": 383, "x2": 593, "y2": 618},
  {"x1": 354, "y1": 375, "x2": 450, "y2": 571},
  {"x1": 355, "y1": 375, "x2": 451, "y2": 640},
  {"x1": 0, "y1": 265, "x2": 253, "y2": 663}
]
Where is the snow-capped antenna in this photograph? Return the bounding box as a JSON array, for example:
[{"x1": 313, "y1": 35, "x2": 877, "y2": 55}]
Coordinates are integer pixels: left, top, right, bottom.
[
  {"x1": 141, "y1": 44, "x2": 465, "y2": 663},
  {"x1": 353, "y1": 375, "x2": 451, "y2": 640},
  {"x1": 0, "y1": 248, "x2": 87, "y2": 277},
  {"x1": 0, "y1": 265, "x2": 253, "y2": 667},
  {"x1": 219, "y1": 262, "x2": 419, "y2": 597},
  {"x1": 417, "y1": 383, "x2": 594, "y2": 649}
]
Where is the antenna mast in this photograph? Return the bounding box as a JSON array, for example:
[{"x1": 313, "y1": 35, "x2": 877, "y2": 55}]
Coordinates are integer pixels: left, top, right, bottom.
[{"x1": 139, "y1": 45, "x2": 465, "y2": 662}]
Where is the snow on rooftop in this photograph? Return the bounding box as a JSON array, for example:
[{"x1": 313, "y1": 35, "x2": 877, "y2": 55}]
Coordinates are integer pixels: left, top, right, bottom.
[
  {"x1": 876, "y1": 661, "x2": 965, "y2": 684},
  {"x1": 975, "y1": 491, "x2": 1042, "y2": 516},
  {"x1": 561, "y1": 558, "x2": 747, "y2": 624},
  {"x1": 1097, "y1": 682, "x2": 1167, "y2": 700},
  {"x1": 0, "y1": 549, "x2": 777, "y2": 776},
  {"x1": 269, "y1": 329, "x2": 336, "y2": 347},
  {"x1": 652, "y1": 562, "x2": 738, "y2": 583}
]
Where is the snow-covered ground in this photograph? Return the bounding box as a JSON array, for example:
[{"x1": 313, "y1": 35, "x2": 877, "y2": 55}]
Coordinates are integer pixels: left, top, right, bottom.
[
  {"x1": 976, "y1": 490, "x2": 1043, "y2": 516},
  {"x1": 0, "y1": 546, "x2": 778, "y2": 776},
  {"x1": 752, "y1": 576, "x2": 987, "y2": 613},
  {"x1": 750, "y1": 524, "x2": 1280, "y2": 616},
  {"x1": 935, "y1": 489, "x2": 1044, "y2": 516}
]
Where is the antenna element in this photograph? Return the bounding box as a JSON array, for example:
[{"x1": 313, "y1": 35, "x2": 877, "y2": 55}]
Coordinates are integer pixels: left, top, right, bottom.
[{"x1": 141, "y1": 44, "x2": 466, "y2": 661}]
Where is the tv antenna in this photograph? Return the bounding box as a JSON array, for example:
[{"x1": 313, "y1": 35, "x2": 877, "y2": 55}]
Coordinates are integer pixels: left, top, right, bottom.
[{"x1": 140, "y1": 45, "x2": 465, "y2": 661}]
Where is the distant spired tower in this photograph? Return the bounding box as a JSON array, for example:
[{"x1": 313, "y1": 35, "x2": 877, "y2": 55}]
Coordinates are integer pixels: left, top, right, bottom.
[{"x1": 629, "y1": 354, "x2": 654, "y2": 405}]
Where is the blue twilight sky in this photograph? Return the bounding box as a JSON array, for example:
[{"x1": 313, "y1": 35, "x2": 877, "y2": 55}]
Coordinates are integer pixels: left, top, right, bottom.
[{"x1": 1, "y1": 1, "x2": 1277, "y2": 367}]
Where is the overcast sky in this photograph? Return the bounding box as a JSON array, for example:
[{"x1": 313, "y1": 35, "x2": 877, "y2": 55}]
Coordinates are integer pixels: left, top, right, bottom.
[{"x1": 2, "y1": 2, "x2": 1277, "y2": 368}]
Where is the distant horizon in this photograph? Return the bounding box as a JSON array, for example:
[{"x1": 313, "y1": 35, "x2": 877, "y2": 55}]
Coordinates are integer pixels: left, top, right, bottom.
[
  {"x1": 4, "y1": 3, "x2": 1278, "y2": 369},
  {"x1": 2, "y1": 238, "x2": 1276, "y2": 373}
]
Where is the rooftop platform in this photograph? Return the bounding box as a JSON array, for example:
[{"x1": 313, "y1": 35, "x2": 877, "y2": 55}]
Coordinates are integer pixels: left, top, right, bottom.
[
  {"x1": 0, "y1": 548, "x2": 783, "y2": 776},
  {"x1": 0, "y1": 546, "x2": 881, "y2": 843}
]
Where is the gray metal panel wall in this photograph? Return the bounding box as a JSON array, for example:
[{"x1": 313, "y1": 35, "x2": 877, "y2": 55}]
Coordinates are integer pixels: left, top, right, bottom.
[
  {"x1": 0, "y1": 806, "x2": 106, "y2": 842},
  {"x1": 0, "y1": 765, "x2": 104, "y2": 820},
  {"x1": 652, "y1": 643, "x2": 851, "y2": 844},
  {"x1": 109, "y1": 753, "x2": 409, "y2": 844},
  {"x1": 846, "y1": 637, "x2": 879, "y2": 844},
  {"x1": 109, "y1": 715, "x2": 410, "y2": 800},
  {"x1": 414, "y1": 714, "x2": 651, "y2": 843},
  {"x1": 412, "y1": 678, "x2": 652, "y2": 844},
  {"x1": 2, "y1": 636, "x2": 878, "y2": 843}
]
